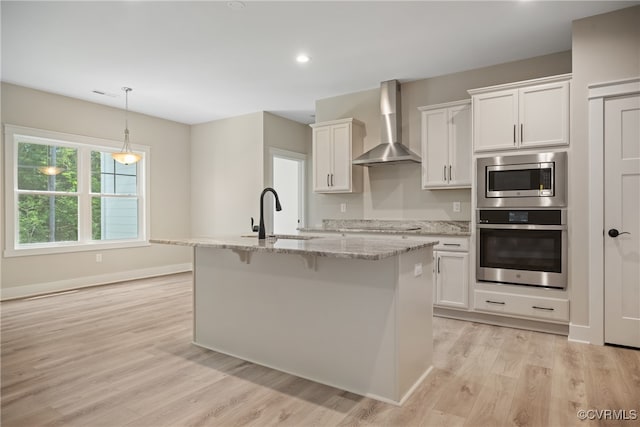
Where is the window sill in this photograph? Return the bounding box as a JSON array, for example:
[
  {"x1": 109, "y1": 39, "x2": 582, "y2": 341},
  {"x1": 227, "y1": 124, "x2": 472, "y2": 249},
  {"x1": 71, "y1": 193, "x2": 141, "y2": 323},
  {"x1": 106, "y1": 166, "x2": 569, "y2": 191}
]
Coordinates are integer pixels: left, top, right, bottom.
[{"x1": 4, "y1": 240, "x2": 151, "y2": 258}]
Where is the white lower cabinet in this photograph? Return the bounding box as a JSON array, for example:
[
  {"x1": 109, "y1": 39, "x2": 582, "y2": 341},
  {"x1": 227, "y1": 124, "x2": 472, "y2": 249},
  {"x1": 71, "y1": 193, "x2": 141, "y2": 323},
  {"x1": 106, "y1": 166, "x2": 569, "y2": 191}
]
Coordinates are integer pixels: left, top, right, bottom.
[
  {"x1": 432, "y1": 237, "x2": 469, "y2": 309},
  {"x1": 474, "y1": 290, "x2": 569, "y2": 322},
  {"x1": 434, "y1": 251, "x2": 469, "y2": 309}
]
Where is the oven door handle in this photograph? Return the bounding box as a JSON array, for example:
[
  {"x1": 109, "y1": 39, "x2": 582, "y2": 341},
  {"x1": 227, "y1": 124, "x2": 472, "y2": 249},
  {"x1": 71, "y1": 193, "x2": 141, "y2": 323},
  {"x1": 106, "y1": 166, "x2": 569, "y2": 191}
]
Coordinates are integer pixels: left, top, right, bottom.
[{"x1": 476, "y1": 224, "x2": 567, "y2": 231}]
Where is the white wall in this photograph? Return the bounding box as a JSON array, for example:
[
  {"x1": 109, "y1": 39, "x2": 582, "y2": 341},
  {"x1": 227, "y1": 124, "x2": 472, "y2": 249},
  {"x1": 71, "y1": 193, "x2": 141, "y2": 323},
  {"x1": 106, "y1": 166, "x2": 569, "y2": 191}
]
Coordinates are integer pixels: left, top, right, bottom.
[
  {"x1": 263, "y1": 112, "x2": 310, "y2": 231},
  {"x1": 308, "y1": 51, "x2": 572, "y2": 226},
  {"x1": 190, "y1": 112, "x2": 264, "y2": 237},
  {"x1": 190, "y1": 112, "x2": 310, "y2": 237},
  {"x1": 1, "y1": 83, "x2": 192, "y2": 296},
  {"x1": 263, "y1": 112, "x2": 311, "y2": 185},
  {"x1": 570, "y1": 5, "x2": 640, "y2": 326}
]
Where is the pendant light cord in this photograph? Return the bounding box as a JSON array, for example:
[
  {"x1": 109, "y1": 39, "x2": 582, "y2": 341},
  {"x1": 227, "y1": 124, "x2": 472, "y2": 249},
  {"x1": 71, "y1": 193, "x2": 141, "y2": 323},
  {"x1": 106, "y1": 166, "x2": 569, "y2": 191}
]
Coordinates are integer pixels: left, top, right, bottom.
[{"x1": 123, "y1": 87, "x2": 132, "y2": 149}]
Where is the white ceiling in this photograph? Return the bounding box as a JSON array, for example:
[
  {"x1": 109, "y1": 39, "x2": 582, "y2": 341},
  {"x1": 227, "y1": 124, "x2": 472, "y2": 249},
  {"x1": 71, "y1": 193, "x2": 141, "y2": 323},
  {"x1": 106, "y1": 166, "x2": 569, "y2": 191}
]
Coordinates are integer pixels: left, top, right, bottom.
[{"x1": 2, "y1": 1, "x2": 637, "y2": 125}]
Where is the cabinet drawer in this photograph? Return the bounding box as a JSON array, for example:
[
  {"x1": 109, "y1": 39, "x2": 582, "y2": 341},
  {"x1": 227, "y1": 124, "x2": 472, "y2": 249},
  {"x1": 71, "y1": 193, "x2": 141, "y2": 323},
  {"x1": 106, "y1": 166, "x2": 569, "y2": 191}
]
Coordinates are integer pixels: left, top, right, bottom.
[
  {"x1": 474, "y1": 290, "x2": 569, "y2": 322},
  {"x1": 433, "y1": 237, "x2": 469, "y2": 252}
]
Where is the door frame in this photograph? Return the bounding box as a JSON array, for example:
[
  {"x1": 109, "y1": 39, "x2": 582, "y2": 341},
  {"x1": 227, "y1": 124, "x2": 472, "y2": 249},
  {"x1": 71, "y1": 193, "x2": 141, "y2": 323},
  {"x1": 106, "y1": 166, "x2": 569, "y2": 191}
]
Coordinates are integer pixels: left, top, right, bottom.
[
  {"x1": 585, "y1": 77, "x2": 640, "y2": 345},
  {"x1": 269, "y1": 147, "x2": 307, "y2": 232}
]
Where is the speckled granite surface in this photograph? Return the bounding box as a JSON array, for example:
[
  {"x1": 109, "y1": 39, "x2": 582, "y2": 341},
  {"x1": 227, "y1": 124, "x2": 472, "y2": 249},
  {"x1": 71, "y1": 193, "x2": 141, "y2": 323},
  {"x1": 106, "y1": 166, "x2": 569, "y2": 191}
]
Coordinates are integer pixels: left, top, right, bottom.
[
  {"x1": 151, "y1": 235, "x2": 438, "y2": 261},
  {"x1": 298, "y1": 219, "x2": 471, "y2": 236}
]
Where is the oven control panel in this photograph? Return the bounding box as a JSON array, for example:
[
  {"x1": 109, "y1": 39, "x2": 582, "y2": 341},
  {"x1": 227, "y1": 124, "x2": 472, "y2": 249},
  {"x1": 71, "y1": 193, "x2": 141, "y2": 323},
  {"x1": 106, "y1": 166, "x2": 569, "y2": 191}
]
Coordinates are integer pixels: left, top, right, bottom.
[{"x1": 477, "y1": 209, "x2": 565, "y2": 225}]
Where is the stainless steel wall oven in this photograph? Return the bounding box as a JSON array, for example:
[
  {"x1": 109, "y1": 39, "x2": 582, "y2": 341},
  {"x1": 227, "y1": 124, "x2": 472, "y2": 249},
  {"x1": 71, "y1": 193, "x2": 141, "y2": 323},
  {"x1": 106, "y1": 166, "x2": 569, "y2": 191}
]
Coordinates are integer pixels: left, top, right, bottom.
[{"x1": 476, "y1": 209, "x2": 567, "y2": 289}]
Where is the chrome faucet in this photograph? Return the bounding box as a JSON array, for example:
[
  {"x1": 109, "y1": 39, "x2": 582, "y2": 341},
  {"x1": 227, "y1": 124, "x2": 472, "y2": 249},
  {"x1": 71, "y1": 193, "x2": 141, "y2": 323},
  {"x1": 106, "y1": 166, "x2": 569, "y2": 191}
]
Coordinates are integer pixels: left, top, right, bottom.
[{"x1": 258, "y1": 187, "x2": 282, "y2": 240}]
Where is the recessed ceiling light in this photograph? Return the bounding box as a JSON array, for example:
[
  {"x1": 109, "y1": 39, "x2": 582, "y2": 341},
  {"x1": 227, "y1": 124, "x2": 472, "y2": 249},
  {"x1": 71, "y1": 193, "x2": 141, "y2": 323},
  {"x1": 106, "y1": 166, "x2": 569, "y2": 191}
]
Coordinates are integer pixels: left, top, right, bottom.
[
  {"x1": 296, "y1": 54, "x2": 311, "y2": 64},
  {"x1": 227, "y1": 1, "x2": 246, "y2": 10}
]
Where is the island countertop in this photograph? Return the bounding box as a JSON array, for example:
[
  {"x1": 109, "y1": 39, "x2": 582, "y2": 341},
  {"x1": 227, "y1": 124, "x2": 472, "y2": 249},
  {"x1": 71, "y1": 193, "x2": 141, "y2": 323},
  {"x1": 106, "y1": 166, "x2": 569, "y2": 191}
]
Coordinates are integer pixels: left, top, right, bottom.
[{"x1": 151, "y1": 235, "x2": 438, "y2": 261}]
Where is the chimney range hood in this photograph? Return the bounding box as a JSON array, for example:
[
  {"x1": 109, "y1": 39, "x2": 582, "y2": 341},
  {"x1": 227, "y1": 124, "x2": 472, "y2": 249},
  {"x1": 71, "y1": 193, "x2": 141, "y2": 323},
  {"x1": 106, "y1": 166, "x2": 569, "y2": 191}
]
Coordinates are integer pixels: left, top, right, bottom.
[{"x1": 352, "y1": 80, "x2": 421, "y2": 167}]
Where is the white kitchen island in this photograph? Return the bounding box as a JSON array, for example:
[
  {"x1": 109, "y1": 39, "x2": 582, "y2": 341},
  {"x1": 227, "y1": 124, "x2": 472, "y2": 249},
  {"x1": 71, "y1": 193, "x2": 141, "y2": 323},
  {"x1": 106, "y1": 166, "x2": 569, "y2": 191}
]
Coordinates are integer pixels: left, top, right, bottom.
[{"x1": 151, "y1": 236, "x2": 437, "y2": 405}]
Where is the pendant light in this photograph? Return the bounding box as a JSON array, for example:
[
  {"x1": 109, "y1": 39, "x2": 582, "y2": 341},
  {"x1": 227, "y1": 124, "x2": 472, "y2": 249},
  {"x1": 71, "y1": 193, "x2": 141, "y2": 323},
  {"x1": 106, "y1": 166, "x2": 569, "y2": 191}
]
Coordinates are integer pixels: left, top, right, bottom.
[
  {"x1": 112, "y1": 87, "x2": 141, "y2": 165},
  {"x1": 37, "y1": 145, "x2": 65, "y2": 175},
  {"x1": 38, "y1": 165, "x2": 65, "y2": 176}
]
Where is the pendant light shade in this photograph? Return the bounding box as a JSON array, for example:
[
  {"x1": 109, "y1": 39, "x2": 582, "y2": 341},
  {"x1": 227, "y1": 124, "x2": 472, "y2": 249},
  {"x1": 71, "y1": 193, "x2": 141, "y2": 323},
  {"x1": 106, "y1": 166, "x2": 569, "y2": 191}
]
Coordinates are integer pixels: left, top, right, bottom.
[
  {"x1": 37, "y1": 144, "x2": 65, "y2": 175},
  {"x1": 112, "y1": 87, "x2": 141, "y2": 165},
  {"x1": 38, "y1": 166, "x2": 65, "y2": 175}
]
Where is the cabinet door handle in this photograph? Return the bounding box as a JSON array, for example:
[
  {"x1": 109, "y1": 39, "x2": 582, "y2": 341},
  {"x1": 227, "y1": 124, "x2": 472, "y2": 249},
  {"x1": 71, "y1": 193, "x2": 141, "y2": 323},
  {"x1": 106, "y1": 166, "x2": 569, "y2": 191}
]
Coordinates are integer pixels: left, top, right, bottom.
[
  {"x1": 331, "y1": 174, "x2": 334, "y2": 186},
  {"x1": 513, "y1": 124, "x2": 516, "y2": 144},
  {"x1": 449, "y1": 165, "x2": 452, "y2": 181},
  {"x1": 437, "y1": 256, "x2": 440, "y2": 274},
  {"x1": 486, "y1": 300, "x2": 505, "y2": 305},
  {"x1": 443, "y1": 243, "x2": 461, "y2": 247},
  {"x1": 520, "y1": 123, "x2": 523, "y2": 142},
  {"x1": 532, "y1": 305, "x2": 554, "y2": 311},
  {"x1": 443, "y1": 165, "x2": 447, "y2": 181}
]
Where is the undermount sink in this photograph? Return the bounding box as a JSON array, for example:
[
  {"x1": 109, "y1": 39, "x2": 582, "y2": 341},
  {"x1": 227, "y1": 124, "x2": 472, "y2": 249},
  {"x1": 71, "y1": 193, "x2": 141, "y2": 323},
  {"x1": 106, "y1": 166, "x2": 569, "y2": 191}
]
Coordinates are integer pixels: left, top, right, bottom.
[
  {"x1": 272, "y1": 234, "x2": 318, "y2": 240},
  {"x1": 240, "y1": 234, "x2": 318, "y2": 240}
]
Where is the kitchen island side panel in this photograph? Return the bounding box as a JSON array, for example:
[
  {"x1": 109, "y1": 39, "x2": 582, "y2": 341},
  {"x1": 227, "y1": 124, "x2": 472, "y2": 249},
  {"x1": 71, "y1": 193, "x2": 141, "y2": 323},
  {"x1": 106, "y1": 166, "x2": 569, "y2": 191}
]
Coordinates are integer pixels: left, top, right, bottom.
[
  {"x1": 193, "y1": 246, "x2": 432, "y2": 403},
  {"x1": 397, "y1": 248, "x2": 434, "y2": 399}
]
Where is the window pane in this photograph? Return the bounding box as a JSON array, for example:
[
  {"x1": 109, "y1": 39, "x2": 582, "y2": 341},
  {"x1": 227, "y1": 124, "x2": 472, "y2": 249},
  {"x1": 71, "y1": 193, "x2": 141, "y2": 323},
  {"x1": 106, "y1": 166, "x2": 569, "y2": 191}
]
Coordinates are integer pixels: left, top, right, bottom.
[
  {"x1": 18, "y1": 142, "x2": 77, "y2": 192},
  {"x1": 18, "y1": 194, "x2": 78, "y2": 244},
  {"x1": 91, "y1": 151, "x2": 138, "y2": 195},
  {"x1": 92, "y1": 197, "x2": 138, "y2": 240},
  {"x1": 115, "y1": 161, "x2": 137, "y2": 175}
]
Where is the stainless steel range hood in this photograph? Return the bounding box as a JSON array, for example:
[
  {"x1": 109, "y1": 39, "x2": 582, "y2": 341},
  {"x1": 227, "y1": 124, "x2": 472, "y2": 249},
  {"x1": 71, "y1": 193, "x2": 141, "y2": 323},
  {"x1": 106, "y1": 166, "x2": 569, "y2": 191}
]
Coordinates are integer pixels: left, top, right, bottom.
[{"x1": 352, "y1": 80, "x2": 421, "y2": 166}]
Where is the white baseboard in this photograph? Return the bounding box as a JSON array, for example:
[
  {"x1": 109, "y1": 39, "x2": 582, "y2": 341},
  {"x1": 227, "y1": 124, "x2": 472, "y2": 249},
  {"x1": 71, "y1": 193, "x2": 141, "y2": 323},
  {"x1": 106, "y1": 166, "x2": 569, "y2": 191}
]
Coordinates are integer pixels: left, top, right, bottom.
[
  {"x1": 568, "y1": 323, "x2": 592, "y2": 344},
  {"x1": 0, "y1": 263, "x2": 193, "y2": 301}
]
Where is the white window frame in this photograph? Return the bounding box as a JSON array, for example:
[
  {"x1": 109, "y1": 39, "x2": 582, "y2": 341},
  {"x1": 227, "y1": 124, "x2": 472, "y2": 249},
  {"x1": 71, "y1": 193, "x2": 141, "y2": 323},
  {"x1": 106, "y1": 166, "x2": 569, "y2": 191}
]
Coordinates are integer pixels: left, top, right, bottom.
[{"x1": 4, "y1": 124, "x2": 151, "y2": 257}]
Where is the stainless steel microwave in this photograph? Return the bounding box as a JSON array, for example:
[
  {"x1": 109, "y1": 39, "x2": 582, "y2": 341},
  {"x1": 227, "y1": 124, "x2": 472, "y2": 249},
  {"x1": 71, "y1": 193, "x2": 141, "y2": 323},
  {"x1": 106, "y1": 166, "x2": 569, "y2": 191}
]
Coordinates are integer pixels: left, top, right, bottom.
[{"x1": 477, "y1": 152, "x2": 567, "y2": 208}]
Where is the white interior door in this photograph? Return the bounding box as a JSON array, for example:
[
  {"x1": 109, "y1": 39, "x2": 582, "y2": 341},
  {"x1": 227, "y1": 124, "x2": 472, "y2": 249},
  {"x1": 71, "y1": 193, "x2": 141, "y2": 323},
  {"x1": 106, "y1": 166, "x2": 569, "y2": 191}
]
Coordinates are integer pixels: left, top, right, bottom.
[{"x1": 604, "y1": 94, "x2": 640, "y2": 348}]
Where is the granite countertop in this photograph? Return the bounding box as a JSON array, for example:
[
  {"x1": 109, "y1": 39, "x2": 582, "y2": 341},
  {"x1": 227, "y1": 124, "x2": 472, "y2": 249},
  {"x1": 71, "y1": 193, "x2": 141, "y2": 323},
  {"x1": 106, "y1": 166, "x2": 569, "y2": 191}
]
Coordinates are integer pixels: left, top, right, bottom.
[
  {"x1": 298, "y1": 219, "x2": 471, "y2": 236},
  {"x1": 151, "y1": 235, "x2": 438, "y2": 261}
]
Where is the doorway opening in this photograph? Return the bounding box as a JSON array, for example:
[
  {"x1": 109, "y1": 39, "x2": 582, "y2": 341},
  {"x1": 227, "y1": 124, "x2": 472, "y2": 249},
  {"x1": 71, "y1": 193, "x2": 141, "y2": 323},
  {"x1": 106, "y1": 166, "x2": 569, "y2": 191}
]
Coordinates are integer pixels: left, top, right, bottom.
[
  {"x1": 271, "y1": 149, "x2": 306, "y2": 235},
  {"x1": 586, "y1": 77, "x2": 640, "y2": 347}
]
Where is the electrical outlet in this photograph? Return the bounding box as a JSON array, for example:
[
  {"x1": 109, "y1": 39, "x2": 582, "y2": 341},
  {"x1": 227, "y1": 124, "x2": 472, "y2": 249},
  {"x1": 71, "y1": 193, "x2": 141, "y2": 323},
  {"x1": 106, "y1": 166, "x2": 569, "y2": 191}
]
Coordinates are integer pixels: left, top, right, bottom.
[
  {"x1": 96, "y1": 253, "x2": 102, "y2": 263},
  {"x1": 340, "y1": 203, "x2": 347, "y2": 213},
  {"x1": 453, "y1": 201, "x2": 461, "y2": 213},
  {"x1": 414, "y1": 263, "x2": 423, "y2": 277}
]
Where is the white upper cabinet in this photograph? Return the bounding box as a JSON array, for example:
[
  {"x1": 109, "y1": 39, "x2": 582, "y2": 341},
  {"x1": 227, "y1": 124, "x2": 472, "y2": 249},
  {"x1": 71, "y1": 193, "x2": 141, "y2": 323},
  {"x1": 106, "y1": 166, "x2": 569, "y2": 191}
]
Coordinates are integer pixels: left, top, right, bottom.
[
  {"x1": 311, "y1": 118, "x2": 364, "y2": 193},
  {"x1": 471, "y1": 90, "x2": 518, "y2": 152},
  {"x1": 419, "y1": 100, "x2": 472, "y2": 189},
  {"x1": 469, "y1": 74, "x2": 570, "y2": 152},
  {"x1": 518, "y1": 81, "x2": 569, "y2": 147}
]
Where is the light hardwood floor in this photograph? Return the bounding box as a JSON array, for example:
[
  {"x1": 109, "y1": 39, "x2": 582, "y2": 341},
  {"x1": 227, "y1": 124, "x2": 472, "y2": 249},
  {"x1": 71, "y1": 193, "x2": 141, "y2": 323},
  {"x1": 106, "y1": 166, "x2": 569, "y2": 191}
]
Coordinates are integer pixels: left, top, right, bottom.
[{"x1": 1, "y1": 273, "x2": 639, "y2": 427}]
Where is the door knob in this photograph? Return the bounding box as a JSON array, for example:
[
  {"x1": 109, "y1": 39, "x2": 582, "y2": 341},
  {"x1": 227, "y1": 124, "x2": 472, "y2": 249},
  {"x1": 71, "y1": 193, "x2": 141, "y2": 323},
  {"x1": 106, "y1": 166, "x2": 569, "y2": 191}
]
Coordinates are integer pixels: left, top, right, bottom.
[{"x1": 608, "y1": 228, "x2": 631, "y2": 238}]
